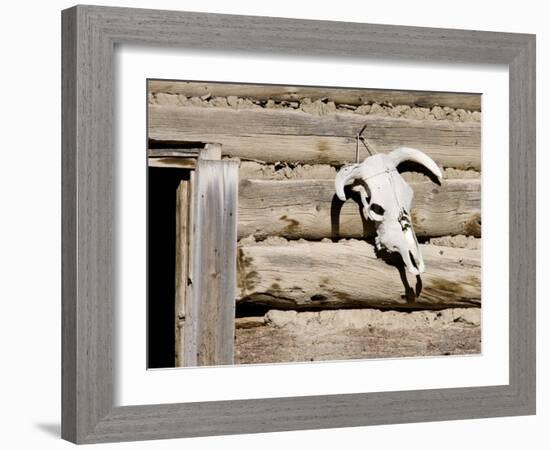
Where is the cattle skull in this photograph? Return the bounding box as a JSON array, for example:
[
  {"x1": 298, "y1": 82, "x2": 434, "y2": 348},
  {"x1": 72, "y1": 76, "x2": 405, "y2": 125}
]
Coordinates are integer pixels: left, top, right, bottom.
[{"x1": 334, "y1": 147, "x2": 442, "y2": 275}]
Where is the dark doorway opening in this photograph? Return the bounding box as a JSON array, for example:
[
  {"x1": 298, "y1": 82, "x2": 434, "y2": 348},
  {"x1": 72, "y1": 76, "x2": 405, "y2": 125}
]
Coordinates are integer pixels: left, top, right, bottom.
[{"x1": 147, "y1": 167, "x2": 190, "y2": 368}]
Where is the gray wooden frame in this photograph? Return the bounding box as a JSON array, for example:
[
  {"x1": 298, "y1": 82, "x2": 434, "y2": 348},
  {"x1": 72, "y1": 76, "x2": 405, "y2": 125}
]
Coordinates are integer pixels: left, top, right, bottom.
[{"x1": 62, "y1": 5, "x2": 536, "y2": 444}]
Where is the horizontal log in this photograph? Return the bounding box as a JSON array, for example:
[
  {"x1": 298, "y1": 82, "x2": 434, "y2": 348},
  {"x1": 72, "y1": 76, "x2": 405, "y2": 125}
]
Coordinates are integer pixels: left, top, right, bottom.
[
  {"x1": 149, "y1": 80, "x2": 481, "y2": 111},
  {"x1": 237, "y1": 240, "x2": 481, "y2": 310},
  {"x1": 235, "y1": 309, "x2": 481, "y2": 363},
  {"x1": 238, "y1": 179, "x2": 481, "y2": 239},
  {"x1": 149, "y1": 105, "x2": 480, "y2": 169}
]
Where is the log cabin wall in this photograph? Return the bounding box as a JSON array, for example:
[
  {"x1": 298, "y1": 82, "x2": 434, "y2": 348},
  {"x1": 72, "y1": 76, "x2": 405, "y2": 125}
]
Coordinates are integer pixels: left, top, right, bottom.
[{"x1": 147, "y1": 80, "x2": 482, "y2": 364}]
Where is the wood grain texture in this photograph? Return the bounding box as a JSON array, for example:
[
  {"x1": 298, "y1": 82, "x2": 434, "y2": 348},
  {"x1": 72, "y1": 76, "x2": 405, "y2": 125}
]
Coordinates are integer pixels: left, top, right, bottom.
[
  {"x1": 236, "y1": 324, "x2": 482, "y2": 362},
  {"x1": 61, "y1": 7, "x2": 77, "y2": 442},
  {"x1": 148, "y1": 80, "x2": 482, "y2": 110},
  {"x1": 184, "y1": 160, "x2": 239, "y2": 366},
  {"x1": 62, "y1": 5, "x2": 114, "y2": 443},
  {"x1": 88, "y1": 384, "x2": 521, "y2": 443},
  {"x1": 175, "y1": 179, "x2": 190, "y2": 367},
  {"x1": 237, "y1": 240, "x2": 481, "y2": 310},
  {"x1": 508, "y1": 36, "x2": 536, "y2": 412},
  {"x1": 235, "y1": 308, "x2": 481, "y2": 363},
  {"x1": 148, "y1": 143, "x2": 223, "y2": 168},
  {"x1": 148, "y1": 148, "x2": 202, "y2": 158},
  {"x1": 62, "y1": 5, "x2": 535, "y2": 443},
  {"x1": 238, "y1": 178, "x2": 480, "y2": 239},
  {"x1": 148, "y1": 157, "x2": 196, "y2": 169},
  {"x1": 200, "y1": 143, "x2": 222, "y2": 160},
  {"x1": 149, "y1": 105, "x2": 481, "y2": 169}
]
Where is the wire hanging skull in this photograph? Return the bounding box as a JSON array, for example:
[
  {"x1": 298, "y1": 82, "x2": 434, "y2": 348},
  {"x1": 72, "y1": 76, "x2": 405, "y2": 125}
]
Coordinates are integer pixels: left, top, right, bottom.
[{"x1": 334, "y1": 147, "x2": 443, "y2": 275}]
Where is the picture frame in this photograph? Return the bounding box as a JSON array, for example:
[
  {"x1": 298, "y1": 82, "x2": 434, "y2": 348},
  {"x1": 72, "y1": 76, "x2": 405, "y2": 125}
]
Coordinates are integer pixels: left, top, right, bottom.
[{"x1": 61, "y1": 4, "x2": 536, "y2": 444}]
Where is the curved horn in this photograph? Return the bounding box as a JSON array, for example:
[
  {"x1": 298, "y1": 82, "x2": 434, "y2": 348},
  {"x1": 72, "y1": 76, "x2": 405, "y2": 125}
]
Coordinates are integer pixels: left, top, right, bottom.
[
  {"x1": 388, "y1": 147, "x2": 443, "y2": 182},
  {"x1": 334, "y1": 163, "x2": 364, "y2": 201}
]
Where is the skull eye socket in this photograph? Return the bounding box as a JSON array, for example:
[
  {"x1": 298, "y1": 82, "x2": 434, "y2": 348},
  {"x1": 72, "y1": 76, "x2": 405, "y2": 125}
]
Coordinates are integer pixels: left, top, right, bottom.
[{"x1": 370, "y1": 203, "x2": 385, "y2": 216}]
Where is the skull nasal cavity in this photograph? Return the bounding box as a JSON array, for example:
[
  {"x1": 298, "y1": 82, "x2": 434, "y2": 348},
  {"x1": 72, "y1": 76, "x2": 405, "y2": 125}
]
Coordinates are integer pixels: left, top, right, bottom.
[{"x1": 370, "y1": 203, "x2": 385, "y2": 215}]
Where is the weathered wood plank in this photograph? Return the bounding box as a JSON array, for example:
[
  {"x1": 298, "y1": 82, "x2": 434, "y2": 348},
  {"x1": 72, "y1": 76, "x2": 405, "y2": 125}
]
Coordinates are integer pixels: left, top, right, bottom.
[
  {"x1": 236, "y1": 308, "x2": 481, "y2": 363},
  {"x1": 149, "y1": 80, "x2": 481, "y2": 111},
  {"x1": 184, "y1": 160, "x2": 239, "y2": 366},
  {"x1": 238, "y1": 178, "x2": 481, "y2": 239},
  {"x1": 199, "y1": 142, "x2": 222, "y2": 160},
  {"x1": 148, "y1": 157, "x2": 196, "y2": 169},
  {"x1": 175, "y1": 179, "x2": 190, "y2": 367},
  {"x1": 148, "y1": 143, "x2": 223, "y2": 168},
  {"x1": 148, "y1": 148, "x2": 202, "y2": 158},
  {"x1": 184, "y1": 171, "x2": 196, "y2": 362},
  {"x1": 237, "y1": 240, "x2": 480, "y2": 310},
  {"x1": 149, "y1": 105, "x2": 481, "y2": 169}
]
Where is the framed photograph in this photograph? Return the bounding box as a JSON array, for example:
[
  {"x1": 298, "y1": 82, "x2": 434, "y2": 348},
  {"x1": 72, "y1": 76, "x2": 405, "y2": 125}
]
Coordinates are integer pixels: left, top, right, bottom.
[{"x1": 62, "y1": 5, "x2": 536, "y2": 444}]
